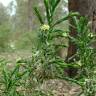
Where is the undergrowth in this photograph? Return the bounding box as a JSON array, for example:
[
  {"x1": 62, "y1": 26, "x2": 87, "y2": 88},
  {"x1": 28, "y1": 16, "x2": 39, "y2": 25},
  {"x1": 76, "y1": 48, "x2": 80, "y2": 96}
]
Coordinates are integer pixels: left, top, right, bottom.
[{"x1": 0, "y1": 0, "x2": 96, "y2": 96}]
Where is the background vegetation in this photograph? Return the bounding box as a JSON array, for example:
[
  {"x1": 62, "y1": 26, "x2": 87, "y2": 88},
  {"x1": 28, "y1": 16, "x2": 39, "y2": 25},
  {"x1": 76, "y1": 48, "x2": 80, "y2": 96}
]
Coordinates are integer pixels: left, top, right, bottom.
[{"x1": 0, "y1": 0, "x2": 96, "y2": 96}]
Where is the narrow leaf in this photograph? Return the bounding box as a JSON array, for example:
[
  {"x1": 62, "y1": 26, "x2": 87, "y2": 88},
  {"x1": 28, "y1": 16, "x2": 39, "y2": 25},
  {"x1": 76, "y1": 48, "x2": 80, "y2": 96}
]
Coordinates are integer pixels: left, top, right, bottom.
[
  {"x1": 34, "y1": 7, "x2": 44, "y2": 24},
  {"x1": 52, "y1": 0, "x2": 61, "y2": 13},
  {"x1": 52, "y1": 12, "x2": 79, "y2": 27},
  {"x1": 44, "y1": 0, "x2": 51, "y2": 25}
]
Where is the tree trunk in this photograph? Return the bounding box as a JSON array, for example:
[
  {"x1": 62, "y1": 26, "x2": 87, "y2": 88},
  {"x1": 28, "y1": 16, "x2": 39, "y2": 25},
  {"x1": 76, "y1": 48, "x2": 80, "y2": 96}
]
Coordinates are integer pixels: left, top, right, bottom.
[
  {"x1": 28, "y1": 0, "x2": 33, "y2": 31},
  {"x1": 66, "y1": 0, "x2": 96, "y2": 77}
]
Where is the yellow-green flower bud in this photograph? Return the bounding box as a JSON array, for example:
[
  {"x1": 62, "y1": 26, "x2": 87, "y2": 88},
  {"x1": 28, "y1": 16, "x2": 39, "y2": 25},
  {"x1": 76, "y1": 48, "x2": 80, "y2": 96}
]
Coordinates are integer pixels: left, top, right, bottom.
[
  {"x1": 88, "y1": 33, "x2": 94, "y2": 38},
  {"x1": 40, "y1": 24, "x2": 50, "y2": 31},
  {"x1": 62, "y1": 32, "x2": 68, "y2": 37},
  {"x1": 77, "y1": 60, "x2": 82, "y2": 66}
]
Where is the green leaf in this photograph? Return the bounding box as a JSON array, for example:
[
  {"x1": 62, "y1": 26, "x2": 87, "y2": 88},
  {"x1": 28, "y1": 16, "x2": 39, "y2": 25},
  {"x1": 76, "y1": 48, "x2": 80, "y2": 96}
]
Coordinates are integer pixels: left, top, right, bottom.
[
  {"x1": 52, "y1": 0, "x2": 61, "y2": 14},
  {"x1": 52, "y1": 12, "x2": 79, "y2": 27},
  {"x1": 44, "y1": 0, "x2": 51, "y2": 25},
  {"x1": 2, "y1": 68, "x2": 9, "y2": 89},
  {"x1": 11, "y1": 64, "x2": 20, "y2": 77},
  {"x1": 34, "y1": 7, "x2": 44, "y2": 24}
]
